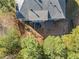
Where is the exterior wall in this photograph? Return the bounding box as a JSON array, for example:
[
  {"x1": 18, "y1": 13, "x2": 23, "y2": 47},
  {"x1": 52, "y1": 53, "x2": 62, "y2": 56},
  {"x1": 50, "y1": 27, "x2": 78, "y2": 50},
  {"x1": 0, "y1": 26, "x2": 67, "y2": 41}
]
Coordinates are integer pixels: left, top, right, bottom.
[{"x1": 36, "y1": 20, "x2": 70, "y2": 37}]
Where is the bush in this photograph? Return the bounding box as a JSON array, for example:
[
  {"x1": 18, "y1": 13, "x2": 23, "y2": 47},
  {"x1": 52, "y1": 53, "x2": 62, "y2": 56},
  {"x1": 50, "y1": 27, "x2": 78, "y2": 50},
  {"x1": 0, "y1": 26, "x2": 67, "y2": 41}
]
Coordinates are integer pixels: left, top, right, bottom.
[
  {"x1": 20, "y1": 36, "x2": 37, "y2": 48},
  {"x1": 62, "y1": 26, "x2": 79, "y2": 52},
  {"x1": 16, "y1": 26, "x2": 79, "y2": 59},
  {"x1": 16, "y1": 36, "x2": 43, "y2": 59},
  {"x1": 0, "y1": 0, "x2": 15, "y2": 13},
  {"x1": 43, "y1": 26, "x2": 79, "y2": 59},
  {"x1": 67, "y1": 51, "x2": 79, "y2": 59},
  {"x1": 0, "y1": 29, "x2": 20, "y2": 54},
  {"x1": 0, "y1": 48, "x2": 8, "y2": 59},
  {"x1": 0, "y1": 26, "x2": 79, "y2": 59},
  {"x1": 43, "y1": 36, "x2": 66, "y2": 59}
]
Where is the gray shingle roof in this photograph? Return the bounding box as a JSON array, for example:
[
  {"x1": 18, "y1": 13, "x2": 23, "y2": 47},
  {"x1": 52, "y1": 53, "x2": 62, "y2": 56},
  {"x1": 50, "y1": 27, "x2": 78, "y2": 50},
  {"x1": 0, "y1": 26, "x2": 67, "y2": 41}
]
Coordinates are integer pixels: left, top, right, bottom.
[{"x1": 16, "y1": 0, "x2": 66, "y2": 22}]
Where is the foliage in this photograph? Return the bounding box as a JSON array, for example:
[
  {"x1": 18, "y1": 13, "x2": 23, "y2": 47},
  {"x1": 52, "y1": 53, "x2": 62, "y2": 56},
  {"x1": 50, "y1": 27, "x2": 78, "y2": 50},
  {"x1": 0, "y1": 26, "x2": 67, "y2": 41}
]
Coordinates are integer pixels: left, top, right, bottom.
[
  {"x1": 20, "y1": 36, "x2": 37, "y2": 48},
  {"x1": 0, "y1": 48, "x2": 8, "y2": 59},
  {"x1": 0, "y1": 29, "x2": 20, "y2": 54},
  {"x1": 43, "y1": 36, "x2": 66, "y2": 59},
  {"x1": 0, "y1": 26, "x2": 78, "y2": 59},
  {"x1": 0, "y1": 0, "x2": 15, "y2": 13},
  {"x1": 67, "y1": 51, "x2": 79, "y2": 59},
  {"x1": 62, "y1": 26, "x2": 79, "y2": 52},
  {"x1": 16, "y1": 36, "x2": 43, "y2": 59},
  {"x1": 43, "y1": 26, "x2": 79, "y2": 59}
]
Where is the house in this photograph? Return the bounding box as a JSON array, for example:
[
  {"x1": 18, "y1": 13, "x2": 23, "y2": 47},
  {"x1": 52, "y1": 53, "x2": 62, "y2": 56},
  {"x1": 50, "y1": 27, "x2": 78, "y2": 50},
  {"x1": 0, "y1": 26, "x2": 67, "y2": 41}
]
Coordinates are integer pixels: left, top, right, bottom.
[
  {"x1": 15, "y1": 0, "x2": 74, "y2": 36},
  {"x1": 16, "y1": 0, "x2": 66, "y2": 22}
]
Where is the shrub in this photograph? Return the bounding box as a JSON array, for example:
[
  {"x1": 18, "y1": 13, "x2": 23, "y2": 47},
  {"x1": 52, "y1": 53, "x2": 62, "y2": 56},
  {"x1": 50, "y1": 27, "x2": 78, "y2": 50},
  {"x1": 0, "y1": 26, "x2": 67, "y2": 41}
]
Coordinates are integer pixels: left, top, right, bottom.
[
  {"x1": 0, "y1": 0, "x2": 15, "y2": 13},
  {"x1": 16, "y1": 36, "x2": 43, "y2": 59},
  {"x1": 43, "y1": 26, "x2": 79, "y2": 59},
  {"x1": 43, "y1": 36, "x2": 66, "y2": 59},
  {"x1": 0, "y1": 22, "x2": 79, "y2": 59},
  {"x1": 0, "y1": 29, "x2": 20, "y2": 54},
  {"x1": 0, "y1": 48, "x2": 8, "y2": 59},
  {"x1": 62, "y1": 26, "x2": 79, "y2": 52},
  {"x1": 67, "y1": 51, "x2": 79, "y2": 59},
  {"x1": 20, "y1": 36, "x2": 36, "y2": 48}
]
